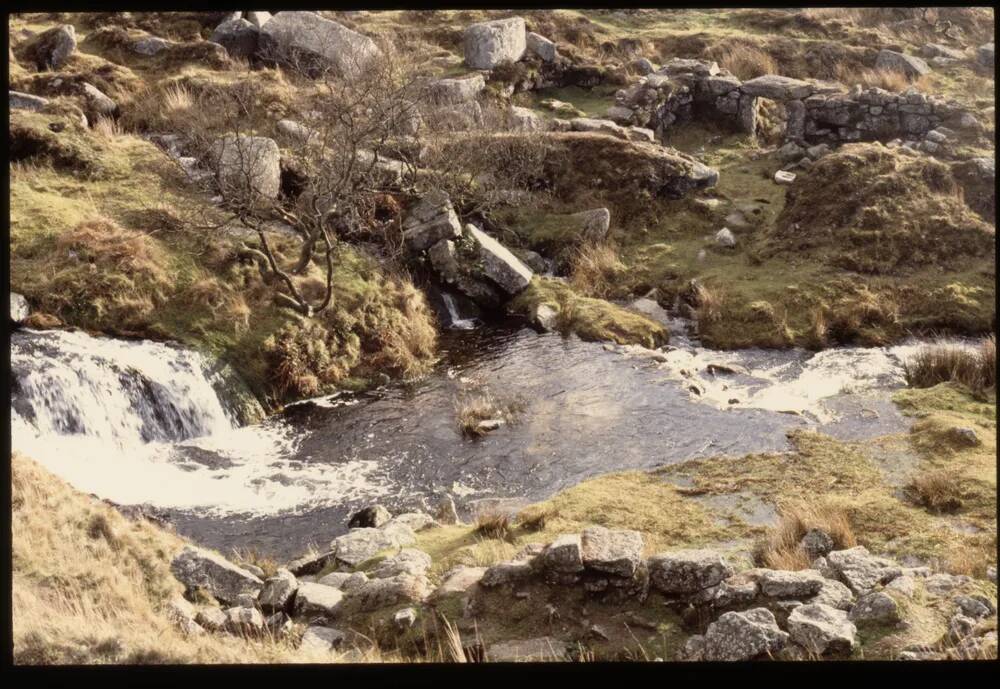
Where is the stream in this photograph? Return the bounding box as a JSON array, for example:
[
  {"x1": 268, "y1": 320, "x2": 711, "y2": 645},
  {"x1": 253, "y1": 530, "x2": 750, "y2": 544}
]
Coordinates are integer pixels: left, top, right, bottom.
[{"x1": 10, "y1": 315, "x2": 933, "y2": 559}]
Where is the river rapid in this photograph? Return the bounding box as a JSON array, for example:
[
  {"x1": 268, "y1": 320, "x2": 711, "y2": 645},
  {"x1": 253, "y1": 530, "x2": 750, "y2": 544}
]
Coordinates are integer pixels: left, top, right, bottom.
[{"x1": 11, "y1": 316, "x2": 938, "y2": 558}]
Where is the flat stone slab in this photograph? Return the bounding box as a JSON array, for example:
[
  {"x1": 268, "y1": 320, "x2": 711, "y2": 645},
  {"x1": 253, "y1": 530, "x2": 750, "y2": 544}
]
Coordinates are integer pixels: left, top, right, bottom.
[
  {"x1": 741, "y1": 75, "x2": 815, "y2": 100},
  {"x1": 580, "y1": 526, "x2": 643, "y2": 578}
]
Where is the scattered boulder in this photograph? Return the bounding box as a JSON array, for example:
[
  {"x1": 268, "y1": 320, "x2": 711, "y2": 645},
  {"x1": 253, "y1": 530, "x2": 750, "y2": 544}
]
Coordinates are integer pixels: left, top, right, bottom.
[
  {"x1": 701, "y1": 608, "x2": 789, "y2": 661},
  {"x1": 348, "y1": 504, "x2": 392, "y2": 529},
  {"x1": 10, "y1": 293, "x2": 30, "y2": 324},
  {"x1": 953, "y1": 594, "x2": 995, "y2": 619},
  {"x1": 293, "y1": 582, "x2": 344, "y2": 622},
  {"x1": 648, "y1": 550, "x2": 733, "y2": 594},
  {"x1": 431, "y1": 566, "x2": 486, "y2": 601},
  {"x1": 526, "y1": 32, "x2": 557, "y2": 63},
  {"x1": 508, "y1": 105, "x2": 547, "y2": 132},
  {"x1": 344, "y1": 573, "x2": 431, "y2": 612},
  {"x1": 10, "y1": 91, "x2": 49, "y2": 113},
  {"x1": 481, "y1": 560, "x2": 535, "y2": 587},
  {"x1": 463, "y1": 17, "x2": 526, "y2": 70},
  {"x1": 384, "y1": 512, "x2": 438, "y2": 533},
  {"x1": 299, "y1": 625, "x2": 345, "y2": 651},
  {"x1": 402, "y1": 190, "x2": 463, "y2": 252},
  {"x1": 170, "y1": 546, "x2": 264, "y2": 606},
  {"x1": 224, "y1": 605, "x2": 265, "y2": 635},
  {"x1": 466, "y1": 224, "x2": 534, "y2": 295},
  {"x1": 827, "y1": 547, "x2": 901, "y2": 595},
  {"x1": 428, "y1": 74, "x2": 485, "y2": 105},
  {"x1": 80, "y1": 83, "x2": 117, "y2": 119},
  {"x1": 394, "y1": 607, "x2": 418, "y2": 630},
  {"x1": 317, "y1": 571, "x2": 369, "y2": 592},
  {"x1": 259, "y1": 11, "x2": 381, "y2": 75},
  {"x1": 194, "y1": 607, "x2": 228, "y2": 632},
  {"x1": 209, "y1": 135, "x2": 281, "y2": 201},
  {"x1": 164, "y1": 596, "x2": 203, "y2": 636},
  {"x1": 849, "y1": 591, "x2": 901, "y2": 625},
  {"x1": 331, "y1": 525, "x2": 416, "y2": 569},
  {"x1": 787, "y1": 603, "x2": 857, "y2": 655},
  {"x1": 23, "y1": 25, "x2": 77, "y2": 70},
  {"x1": 658, "y1": 58, "x2": 719, "y2": 77},
  {"x1": 633, "y1": 57, "x2": 655, "y2": 75},
  {"x1": 875, "y1": 49, "x2": 931, "y2": 78},
  {"x1": 132, "y1": 35, "x2": 171, "y2": 56},
  {"x1": 287, "y1": 550, "x2": 337, "y2": 577},
  {"x1": 921, "y1": 43, "x2": 965, "y2": 60},
  {"x1": 808, "y1": 578, "x2": 856, "y2": 611},
  {"x1": 715, "y1": 227, "x2": 736, "y2": 248},
  {"x1": 800, "y1": 529, "x2": 834, "y2": 559},
  {"x1": 773, "y1": 170, "x2": 796, "y2": 185},
  {"x1": 370, "y1": 548, "x2": 432, "y2": 579},
  {"x1": 210, "y1": 18, "x2": 260, "y2": 61},
  {"x1": 258, "y1": 569, "x2": 298, "y2": 613}
]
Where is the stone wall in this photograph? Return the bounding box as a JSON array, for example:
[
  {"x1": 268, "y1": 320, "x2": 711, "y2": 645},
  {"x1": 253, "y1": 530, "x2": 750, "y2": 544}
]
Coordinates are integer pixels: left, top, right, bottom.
[{"x1": 610, "y1": 58, "x2": 982, "y2": 147}]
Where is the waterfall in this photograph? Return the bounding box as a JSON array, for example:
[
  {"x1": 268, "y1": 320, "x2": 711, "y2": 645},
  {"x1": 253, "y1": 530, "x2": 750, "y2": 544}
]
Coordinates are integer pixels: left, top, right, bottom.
[
  {"x1": 11, "y1": 329, "x2": 237, "y2": 448},
  {"x1": 441, "y1": 291, "x2": 478, "y2": 330}
]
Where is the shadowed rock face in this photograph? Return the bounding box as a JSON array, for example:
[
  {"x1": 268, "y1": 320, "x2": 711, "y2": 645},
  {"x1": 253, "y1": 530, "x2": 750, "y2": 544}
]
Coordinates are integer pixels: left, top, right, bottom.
[{"x1": 170, "y1": 545, "x2": 264, "y2": 605}]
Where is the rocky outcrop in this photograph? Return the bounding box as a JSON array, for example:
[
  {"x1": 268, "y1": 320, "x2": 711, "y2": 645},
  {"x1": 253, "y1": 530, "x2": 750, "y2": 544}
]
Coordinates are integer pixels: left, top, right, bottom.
[
  {"x1": 463, "y1": 17, "x2": 526, "y2": 70},
  {"x1": 170, "y1": 546, "x2": 264, "y2": 605},
  {"x1": 331, "y1": 525, "x2": 416, "y2": 569},
  {"x1": 466, "y1": 225, "x2": 534, "y2": 296},
  {"x1": 526, "y1": 32, "x2": 557, "y2": 63},
  {"x1": 402, "y1": 190, "x2": 463, "y2": 252},
  {"x1": 259, "y1": 11, "x2": 381, "y2": 75},
  {"x1": 293, "y1": 582, "x2": 344, "y2": 622},
  {"x1": 875, "y1": 49, "x2": 931, "y2": 78},
  {"x1": 10, "y1": 91, "x2": 50, "y2": 113}
]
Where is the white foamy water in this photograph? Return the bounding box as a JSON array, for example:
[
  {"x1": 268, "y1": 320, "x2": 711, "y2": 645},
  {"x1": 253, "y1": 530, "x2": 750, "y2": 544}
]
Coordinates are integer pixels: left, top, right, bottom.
[{"x1": 10, "y1": 329, "x2": 390, "y2": 516}]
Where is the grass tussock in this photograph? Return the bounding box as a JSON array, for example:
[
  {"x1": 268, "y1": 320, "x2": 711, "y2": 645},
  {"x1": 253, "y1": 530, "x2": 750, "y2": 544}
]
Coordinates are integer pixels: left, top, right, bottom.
[
  {"x1": 474, "y1": 511, "x2": 512, "y2": 541},
  {"x1": 754, "y1": 502, "x2": 856, "y2": 570},
  {"x1": 10, "y1": 453, "x2": 321, "y2": 664},
  {"x1": 903, "y1": 337, "x2": 996, "y2": 395},
  {"x1": 569, "y1": 242, "x2": 628, "y2": 299},
  {"x1": 836, "y1": 65, "x2": 929, "y2": 93},
  {"x1": 904, "y1": 470, "x2": 964, "y2": 514},
  {"x1": 711, "y1": 41, "x2": 778, "y2": 80},
  {"x1": 454, "y1": 387, "x2": 523, "y2": 438}
]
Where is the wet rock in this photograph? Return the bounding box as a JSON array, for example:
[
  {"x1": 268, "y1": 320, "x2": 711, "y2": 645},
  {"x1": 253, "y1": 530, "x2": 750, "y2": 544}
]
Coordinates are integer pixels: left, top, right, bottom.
[
  {"x1": 210, "y1": 135, "x2": 281, "y2": 201},
  {"x1": 293, "y1": 582, "x2": 344, "y2": 621},
  {"x1": 800, "y1": 529, "x2": 834, "y2": 559},
  {"x1": 10, "y1": 293, "x2": 30, "y2": 324},
  {"x1": 348, "y1": 504, "x2": 392, "y2": 529},
  {"x1": 876, "y1": 49, "x2": 931, "y2": 78},
  {"x1": 481, "y1": 560, "x2": 535, "y2": 587},
  {"x1": 344, "y1": 573, "x2": 431, "y2": 612},
  {"x1": 466, "y1": 224, "x2": 533, "y2": 295},
  {"x1": 23, "y1": 25, "x2": 77, "y2": 70},
  {"x1": 210, "y1": 18, "x2": 259, "y2": 61},
  {"x1": 580, "y1": 526, "x2": 643, "y2": 578},
  {"x1": 542, "y1": 534, "x2": 584, "y2": 574},
  {"x1": 299, "y1": 625, "x2": 345, "y2": 651},
  {"x1": 9, "y1": 91, "x2": 49, "y2": 113},
  {"x1": 526, "y1": 31, "x2": 557, "y2": 63},
  {"x1": 487, "y1": 637, "x2": 567, "y2": 662},
  {"x1": 171, "y1": 546, "x2": 264, "y2": 606},
  {"x1": 715, "y1": 227, "x2": 736, "y2": 248},
  {"x1": 849, "y1": 591, "x2": 901, "y2": 625},
  {"x1": 757, "y1": 569, "x2": 825, "y2": 599},
  {"x1": 429, "y1": 74, "x2": 486, "y2": 105},
  {"x1": 701, "y1": 608, "x2": 789, "y2": 661},
  {"x1": 827, "y1": 546, "x2": 901, "y2": 594},
  {"x1": 371, "y1": 548, "x2": 432, "y2": 579},
  {"x1": 741, "y1": 75, "x2": 814, "y2": 100},
  {"x1": 648, "y1": 550, "x2": 733, "y2": 594},
  {"x1": 258, "y1": 569, "x2": 298, "y2": 613},
  {"x1": 317, "y1": 571, "x2": 368, "y2": 592},
  {"x1": 194, "y1": 606, "x2": 227, "y2": 632},
  {"x1": 787, "y1": 603, "x2": 857, "y2": 655},
  {"x1": 464, "y1": 17, "x2": 526, "y2": 70},
  {"x1": 259, "y1": 11, "x2": 381, "y2": 76},
  {"x1": 403, "y1": 190, "x2": 463, "y2": 252}
]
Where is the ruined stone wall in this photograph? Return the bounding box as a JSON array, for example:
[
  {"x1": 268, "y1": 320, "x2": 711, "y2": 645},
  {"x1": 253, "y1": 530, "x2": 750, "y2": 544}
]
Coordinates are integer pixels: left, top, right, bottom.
[{"x1": 610, "y1": 58, "x2": 982, "y2": 147}]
